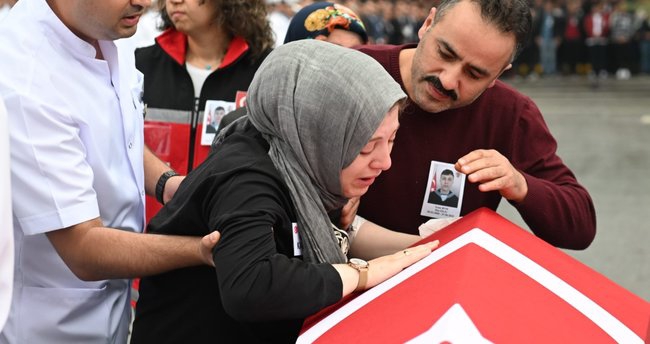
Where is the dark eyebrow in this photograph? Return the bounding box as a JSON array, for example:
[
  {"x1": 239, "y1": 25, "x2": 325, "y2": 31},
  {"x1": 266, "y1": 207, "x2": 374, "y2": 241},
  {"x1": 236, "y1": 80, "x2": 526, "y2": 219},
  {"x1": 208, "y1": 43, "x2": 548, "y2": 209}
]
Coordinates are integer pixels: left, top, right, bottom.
[{"x1": 439, "y1": 39, "x2": 490, "y2": 77}]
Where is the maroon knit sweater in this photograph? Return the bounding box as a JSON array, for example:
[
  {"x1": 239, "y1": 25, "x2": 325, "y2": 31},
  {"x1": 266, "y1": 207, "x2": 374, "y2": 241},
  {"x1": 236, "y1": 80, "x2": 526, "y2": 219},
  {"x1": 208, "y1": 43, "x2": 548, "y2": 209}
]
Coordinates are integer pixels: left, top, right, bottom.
[{"x1": 357, "y1": 44, "x2": 596, "y2": 250}]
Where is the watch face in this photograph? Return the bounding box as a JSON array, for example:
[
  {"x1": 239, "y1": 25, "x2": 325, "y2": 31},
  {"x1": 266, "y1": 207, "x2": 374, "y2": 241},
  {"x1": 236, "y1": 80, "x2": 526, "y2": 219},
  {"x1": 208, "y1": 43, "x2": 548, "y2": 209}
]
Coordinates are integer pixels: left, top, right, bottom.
[{"x1": 349, "y1": 258, "x2": 368, "y2": 268}]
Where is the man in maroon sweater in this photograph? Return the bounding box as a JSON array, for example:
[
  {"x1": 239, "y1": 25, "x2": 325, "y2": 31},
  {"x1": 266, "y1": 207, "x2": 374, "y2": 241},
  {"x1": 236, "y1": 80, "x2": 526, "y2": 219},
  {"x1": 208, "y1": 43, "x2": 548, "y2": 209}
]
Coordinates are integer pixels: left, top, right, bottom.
[{"x1": 356, "y1": 0, "x2": 596, "y2": 249}]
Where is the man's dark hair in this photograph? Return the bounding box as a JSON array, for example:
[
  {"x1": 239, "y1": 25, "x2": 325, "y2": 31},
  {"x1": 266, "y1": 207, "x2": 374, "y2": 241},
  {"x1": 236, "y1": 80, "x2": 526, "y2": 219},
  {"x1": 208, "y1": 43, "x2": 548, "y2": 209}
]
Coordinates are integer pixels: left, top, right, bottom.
[
  {"x1": 441, "y1": 169, "x2": 454, "y2": 177},
  {"x1": 434, "y1": 0, "x2": 532, "y2": 61}
]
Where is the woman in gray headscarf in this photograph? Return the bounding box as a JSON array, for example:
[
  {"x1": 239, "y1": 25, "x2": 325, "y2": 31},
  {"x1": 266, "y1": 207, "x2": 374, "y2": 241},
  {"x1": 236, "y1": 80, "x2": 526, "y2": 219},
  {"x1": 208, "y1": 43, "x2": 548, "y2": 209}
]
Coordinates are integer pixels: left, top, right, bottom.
[{"x1": 131, "y1": 40, "x2": 439, "y2": 343}]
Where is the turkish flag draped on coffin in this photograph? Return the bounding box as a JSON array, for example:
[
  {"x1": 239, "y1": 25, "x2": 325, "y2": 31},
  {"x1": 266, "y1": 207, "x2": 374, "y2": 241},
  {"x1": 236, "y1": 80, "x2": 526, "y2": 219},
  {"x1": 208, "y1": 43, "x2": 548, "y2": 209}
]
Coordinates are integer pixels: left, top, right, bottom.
[{"x1": 299, "y1": 208, "x2": 650, "y2": 344}]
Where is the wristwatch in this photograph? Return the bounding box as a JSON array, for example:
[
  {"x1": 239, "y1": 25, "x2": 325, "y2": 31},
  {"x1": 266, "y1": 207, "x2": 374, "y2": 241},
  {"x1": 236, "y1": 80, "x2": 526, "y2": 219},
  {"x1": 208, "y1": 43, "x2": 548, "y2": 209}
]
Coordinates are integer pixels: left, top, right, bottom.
[
  {"x1": 155, "y1": 170, "x2": 179, "y2": 205},
  {"x1": 348, "y1": 258, "x2": 369, "y2": 292}
]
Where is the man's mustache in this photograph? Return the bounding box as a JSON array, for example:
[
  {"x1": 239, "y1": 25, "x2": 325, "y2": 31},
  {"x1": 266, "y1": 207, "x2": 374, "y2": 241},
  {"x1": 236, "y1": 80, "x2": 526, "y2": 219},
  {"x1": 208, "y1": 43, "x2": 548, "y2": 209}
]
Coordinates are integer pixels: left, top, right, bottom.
[{"x1": 424, "y1": 76, "x2": 458, "y2": 101}]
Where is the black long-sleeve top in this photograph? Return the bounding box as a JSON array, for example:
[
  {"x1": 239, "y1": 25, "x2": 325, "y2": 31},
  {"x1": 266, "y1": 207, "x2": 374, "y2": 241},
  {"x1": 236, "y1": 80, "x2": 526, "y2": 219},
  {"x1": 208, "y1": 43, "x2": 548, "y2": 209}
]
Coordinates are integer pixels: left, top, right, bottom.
[{"x1": 130, "y1": 122, "x2": 342, "y2": 343}]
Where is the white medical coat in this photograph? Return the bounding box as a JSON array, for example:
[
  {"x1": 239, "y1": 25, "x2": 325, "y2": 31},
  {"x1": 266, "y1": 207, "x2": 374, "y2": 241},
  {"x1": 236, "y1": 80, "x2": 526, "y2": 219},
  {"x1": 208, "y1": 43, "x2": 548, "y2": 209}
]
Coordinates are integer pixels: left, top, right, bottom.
[{"x1": 0, "y1": 0, "x2": 146, "y2": 342}]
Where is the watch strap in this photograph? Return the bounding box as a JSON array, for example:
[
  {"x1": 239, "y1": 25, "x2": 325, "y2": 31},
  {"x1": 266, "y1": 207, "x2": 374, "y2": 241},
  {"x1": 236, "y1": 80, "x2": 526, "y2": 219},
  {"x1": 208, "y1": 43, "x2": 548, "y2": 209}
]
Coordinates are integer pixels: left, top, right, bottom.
[
  {"x1": 155, "y1": 170, "x2": 178, "y2": 205},
  {"x1": 348, "y1": 259, "x2": 369, "y2": 292},
  {"x1": 355, "y1": 265, "x2": 368, "y2": 292}
]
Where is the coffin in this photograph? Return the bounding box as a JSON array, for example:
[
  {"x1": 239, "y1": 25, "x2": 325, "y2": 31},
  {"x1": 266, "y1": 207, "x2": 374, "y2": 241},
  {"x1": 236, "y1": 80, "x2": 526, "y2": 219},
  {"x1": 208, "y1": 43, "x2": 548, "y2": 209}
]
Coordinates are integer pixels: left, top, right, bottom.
[{"x1": 299, "y1": 208, "x2": 650, "y2": 343}]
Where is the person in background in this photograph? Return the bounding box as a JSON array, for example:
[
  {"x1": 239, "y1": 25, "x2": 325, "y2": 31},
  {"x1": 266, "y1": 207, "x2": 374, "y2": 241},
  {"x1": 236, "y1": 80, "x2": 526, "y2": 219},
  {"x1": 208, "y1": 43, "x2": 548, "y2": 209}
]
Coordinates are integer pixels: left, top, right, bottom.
[
  {"x1": 359, "y1": 0, "x2": 387, "y2": 44},
  {"x1": 609, "y1": 1, "x2": 635, "y2": 80},
  {"x1": 636, "y1": 9, "x2": 650, "y2": 75},
  {"x1": 267, "y1": 0, "x2": 298, "y2": 47},
  {"x1": 284, "y1": 1, "x2": 368, "y2": 47},
  {"x1": 0, "y1": 0, "x2": 217, "y2": 342},
  {"x1": 534, "y1": 0, "x2": 565, "y2": 76},
  {"x1": 356, "y1": 0, "x2": 596, "y2": 250},
  {"x1": 136, "y1": 0, "x2": 274, "y2": 221},
  {"x1": 0, "y1": 99, "x2": 12, "y2": 333},
  {"x1": 558, "y1": 0, "x2": 586, "y2": 76},
  {"x1": 511, "y1": 2, "x2": 542, "y2": 79},
  {"x1": 583, "y1": 1, "x2": 610, "y2": 84},
  {"x1": 131, "y1": 39, "x2": 438, "y2": 343},
  {"x1": 387, "y1": 0, "x2": 419, "y2": 44}
]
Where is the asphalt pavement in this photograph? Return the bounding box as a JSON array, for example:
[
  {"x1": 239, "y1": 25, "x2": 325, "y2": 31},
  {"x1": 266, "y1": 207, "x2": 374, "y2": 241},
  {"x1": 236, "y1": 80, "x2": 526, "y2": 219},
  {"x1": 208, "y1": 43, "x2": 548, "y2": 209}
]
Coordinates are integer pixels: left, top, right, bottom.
[{"x1": 497, "y1": 74, "x2": 650, "y2": 302}]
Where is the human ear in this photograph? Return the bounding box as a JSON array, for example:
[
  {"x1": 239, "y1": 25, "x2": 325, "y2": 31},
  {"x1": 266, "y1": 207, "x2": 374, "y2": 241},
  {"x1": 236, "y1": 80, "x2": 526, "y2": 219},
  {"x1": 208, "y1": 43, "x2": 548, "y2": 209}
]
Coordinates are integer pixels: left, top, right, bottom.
[
  {"x1": 489, "y1": 63, "x2": 513, "y2": 88},
  {"x1": 418, "y1": 7, "x2": 437, "y2": 39}
]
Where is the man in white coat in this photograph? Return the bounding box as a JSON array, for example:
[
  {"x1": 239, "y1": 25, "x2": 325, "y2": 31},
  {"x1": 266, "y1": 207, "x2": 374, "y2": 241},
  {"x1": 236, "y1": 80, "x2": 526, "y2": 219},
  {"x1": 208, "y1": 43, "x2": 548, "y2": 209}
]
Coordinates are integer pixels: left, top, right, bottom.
[{"x1": 0, "y1": 0, "x2": 219, "y2": 342}]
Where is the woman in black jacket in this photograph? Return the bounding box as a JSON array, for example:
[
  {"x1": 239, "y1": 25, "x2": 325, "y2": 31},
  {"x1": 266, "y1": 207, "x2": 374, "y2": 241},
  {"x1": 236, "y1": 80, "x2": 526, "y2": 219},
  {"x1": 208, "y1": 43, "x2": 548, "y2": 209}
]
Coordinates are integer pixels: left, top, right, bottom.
[
  {"x1": 131, "y1": 40, "x2": 439, "y2": 344},
  {"x1": 136, "y1": 0, "x2": 274, "y2": 221}
]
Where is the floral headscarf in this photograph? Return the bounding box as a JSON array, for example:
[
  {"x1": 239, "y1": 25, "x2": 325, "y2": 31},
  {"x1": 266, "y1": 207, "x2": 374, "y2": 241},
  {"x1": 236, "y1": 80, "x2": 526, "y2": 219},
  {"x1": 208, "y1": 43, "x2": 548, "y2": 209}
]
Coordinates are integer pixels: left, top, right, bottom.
[{"x1": 284, "y1": 2, "x2": 368, "y2": 44}]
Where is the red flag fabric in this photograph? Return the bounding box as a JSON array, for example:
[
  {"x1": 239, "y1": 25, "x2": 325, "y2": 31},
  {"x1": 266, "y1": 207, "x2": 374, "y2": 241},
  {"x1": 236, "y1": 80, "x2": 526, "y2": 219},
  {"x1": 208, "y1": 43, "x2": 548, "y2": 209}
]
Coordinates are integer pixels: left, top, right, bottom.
[{"x1": 299, "y1": 208, "x2": 650, "y2": 343}]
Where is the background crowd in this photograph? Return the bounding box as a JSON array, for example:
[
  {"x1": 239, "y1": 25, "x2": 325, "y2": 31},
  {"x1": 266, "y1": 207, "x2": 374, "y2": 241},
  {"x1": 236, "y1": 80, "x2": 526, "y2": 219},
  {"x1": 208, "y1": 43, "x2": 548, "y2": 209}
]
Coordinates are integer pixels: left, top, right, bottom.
[
  {"x1": 319, "y1": 0, "x2": 650, "y2": 79},
  {"x1": 134, "y1": 0, "x2": 650, "y2": 80},
  {"x1": 320, "y1": 0, "x2": 650, "y2": 79},
  {"x1": 6, "y1": 0, "x2": 647, "y2": 78}
]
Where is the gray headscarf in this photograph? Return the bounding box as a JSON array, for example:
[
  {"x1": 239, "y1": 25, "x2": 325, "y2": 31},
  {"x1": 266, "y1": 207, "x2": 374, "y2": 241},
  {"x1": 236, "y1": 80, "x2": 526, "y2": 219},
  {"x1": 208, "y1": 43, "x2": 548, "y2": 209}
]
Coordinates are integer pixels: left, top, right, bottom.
[{"x1": 223, "y1": 40, "x2": 405, "y2": 264}]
